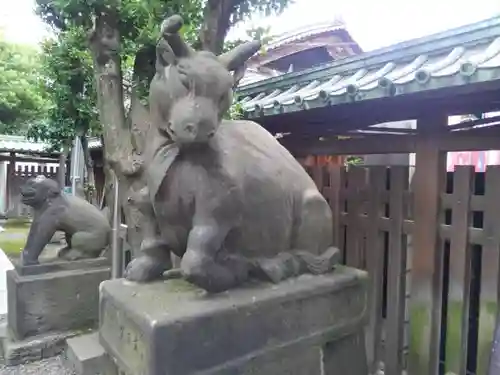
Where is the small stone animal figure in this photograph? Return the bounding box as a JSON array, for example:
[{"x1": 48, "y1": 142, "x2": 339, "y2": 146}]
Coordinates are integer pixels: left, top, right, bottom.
[
  {"x1": 124, "y1": 15, "x2": 340, "y2": 293},
  {"x1": 20, "y1": 176, "x2": 111, "y2": 265}
]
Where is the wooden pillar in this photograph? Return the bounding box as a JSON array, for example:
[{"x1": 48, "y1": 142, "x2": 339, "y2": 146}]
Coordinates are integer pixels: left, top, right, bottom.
[
  {"x1": 5, "y1": 152, "x2": 16, "y2": 214},
  {"x1": 408, "y1": 115, "x2": 447, "y2": 375}
]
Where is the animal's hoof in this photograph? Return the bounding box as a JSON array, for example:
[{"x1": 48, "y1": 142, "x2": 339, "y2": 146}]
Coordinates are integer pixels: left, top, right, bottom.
[{"x1": 124, "y1": 256, "x2": 167, "y2": 282}]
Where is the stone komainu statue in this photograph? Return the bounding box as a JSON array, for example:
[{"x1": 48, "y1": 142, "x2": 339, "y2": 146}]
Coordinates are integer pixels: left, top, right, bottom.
[
  {"x1": 20, "y1": 175, "x2": 111, "y2": 265},
  {"x1": 124, "y1": 15, "x2": 340, "y2": 293}
]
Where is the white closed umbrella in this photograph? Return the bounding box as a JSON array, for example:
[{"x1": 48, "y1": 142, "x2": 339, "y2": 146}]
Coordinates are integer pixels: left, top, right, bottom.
[{"x1": 70, "y1": 136, "x2": 85, "y2": 196}]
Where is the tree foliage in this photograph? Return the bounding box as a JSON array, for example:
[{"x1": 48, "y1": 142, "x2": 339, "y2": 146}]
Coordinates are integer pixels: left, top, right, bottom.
[
  {"x1": 32, "y1": 0, "x2": 290, "y2": 151},
  {"x1": 27, "y1": 27, "x2": 98, "y2": 151},
  {"x1": 0, "y1": 32, "x2": 51, "y2": 135},
  {"x1": 33, "y1": 0, "x2": 205, "y2": 150}
]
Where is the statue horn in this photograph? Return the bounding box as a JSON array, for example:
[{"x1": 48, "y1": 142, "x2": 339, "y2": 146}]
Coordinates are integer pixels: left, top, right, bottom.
[
  {"x1": 160, "y1": 15, "x2": 195, "y2": 58},
  {"x1": 218, "y1": 40, "x2": 262, "y2": 71},
  {"x1": 161, "y1": 15, "x2": 184, "y2": 34}
]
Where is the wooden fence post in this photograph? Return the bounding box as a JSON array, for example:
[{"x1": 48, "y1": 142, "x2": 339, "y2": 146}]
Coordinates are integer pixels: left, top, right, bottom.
[
  {"x1": 445, "y1": 166, "x2": 474, "y2": 375},
  {"x1": 345, "y1": 166, "x2": 366, "y2": 269},
  {"x1": 408, "y1": 116, "x2": 447, "y2": 375},
  {"x1": 385, "y1": 166, "x2": 408, "y2": 375},
  {"x1": 365, "y1": 166, "x2": 386, "y2": 373}
]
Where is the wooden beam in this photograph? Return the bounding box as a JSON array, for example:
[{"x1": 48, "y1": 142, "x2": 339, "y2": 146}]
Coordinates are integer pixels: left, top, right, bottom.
[
  {"x1": 385, "y1": 167, "x2": 408, "y2": 375},
  {"x1": 446, "y1": 114, "x2": 500, "y2": 131},
  {"x1": 447, "y1": 166, "x2": 474, "y2": 375},
  {"x1": 281, "y1": 128, "x2": 500, "y2": 156},
  {"x1": 408, "y1": 115, "x2": 448, "y2": 375}
]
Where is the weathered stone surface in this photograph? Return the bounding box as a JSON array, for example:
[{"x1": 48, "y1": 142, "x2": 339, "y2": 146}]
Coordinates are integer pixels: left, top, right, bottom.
[
  {"x1": 123, "y1": 15, "x2": 340, "y2": 294},
  {"x1": 11, "y1": 257, "x2": 110, "y2": 276},
  {"x1": 0, "y1": 321, "x2": 79, "y2": 366},
  {"x1": 20, "y1": 176, "x2": 111, "y2": 265},
  {"x1": 64, "y1": 332, "x2": 118, "y2": 375},
  {"x1": 100, "y1": 266, "x2": 369, "y2": 375},
  {"x1": 8, "y1": 259, "x2": 110, "y2": 340}
]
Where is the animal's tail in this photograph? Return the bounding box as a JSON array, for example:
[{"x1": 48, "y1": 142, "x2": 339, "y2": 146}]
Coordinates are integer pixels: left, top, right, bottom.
[{"x1": 251, "y1": 246, "x2": 341, "y2": 284}]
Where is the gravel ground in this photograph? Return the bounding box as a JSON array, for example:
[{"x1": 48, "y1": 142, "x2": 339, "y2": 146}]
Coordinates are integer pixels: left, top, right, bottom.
[{"x1": 0, "y1": 356, "x2": 75, "y2": 375}]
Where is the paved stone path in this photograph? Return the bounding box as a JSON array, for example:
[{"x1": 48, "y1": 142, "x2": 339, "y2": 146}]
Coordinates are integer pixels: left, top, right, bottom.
[
  {"x1": 0, "y1": 245, "x2": 14, "y2": 315},
  {"x1": 0, "y1": 356, "x2": 74, "y2": 375}
]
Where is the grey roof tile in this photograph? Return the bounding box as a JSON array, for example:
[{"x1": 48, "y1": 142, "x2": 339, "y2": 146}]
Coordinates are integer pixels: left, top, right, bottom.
[{"x1": 238, "y1": 17, "x2": 500, "y2": 119}]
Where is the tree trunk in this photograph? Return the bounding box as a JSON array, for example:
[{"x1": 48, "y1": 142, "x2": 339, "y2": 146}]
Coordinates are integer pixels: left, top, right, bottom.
[
  {"x1": 200, "y1": 0, "x2": 234, "y2": 54},
  {"x1": 57, "y1": 142, "x2": 70, "y2": 188},
  {"x1": 80, "y1": 135, "x2": 97, "y2": 205},
  {"x1": 89, "y1": 12, "x2": 144, "y2": 252}
]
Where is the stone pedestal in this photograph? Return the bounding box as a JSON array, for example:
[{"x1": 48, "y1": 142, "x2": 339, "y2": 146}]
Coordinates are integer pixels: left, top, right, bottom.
[
  {"x1": 1, "y1": 258, "x2": 111, "y2": 365},
  {"x1": 100, "y1": 266, "x2": 369, "y2": 375}
]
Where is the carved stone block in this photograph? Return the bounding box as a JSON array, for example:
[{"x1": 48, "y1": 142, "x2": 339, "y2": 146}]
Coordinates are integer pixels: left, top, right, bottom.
[
  {"x1": 7, "y1": 258, "x2": 111, "y2": 340},
  {"x1": 100, "y1": 266, "x2": 369, "y2": 375}
]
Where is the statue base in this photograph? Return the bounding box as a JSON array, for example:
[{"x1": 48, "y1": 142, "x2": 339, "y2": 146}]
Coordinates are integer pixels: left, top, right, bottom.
[
  {"x1": 1, "y1": 258, "x2": 110, "y2": 365},
  {"x1": 100, "y1": 266, "x2": 369, "y2": 375},
  {"x1": 0, "y1": 323, "x2": 80, "y2": 366}
]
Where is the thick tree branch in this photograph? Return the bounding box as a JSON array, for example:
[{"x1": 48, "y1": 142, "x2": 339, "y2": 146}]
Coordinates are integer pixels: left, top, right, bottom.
[{"x1": 200, "y1": 0, "x2": 237, "y2": 54}]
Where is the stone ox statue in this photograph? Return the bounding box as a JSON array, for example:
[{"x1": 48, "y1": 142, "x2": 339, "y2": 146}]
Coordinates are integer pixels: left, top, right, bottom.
[{"x1": 124, "y1": 15, "x2": 340, "y2": 293}]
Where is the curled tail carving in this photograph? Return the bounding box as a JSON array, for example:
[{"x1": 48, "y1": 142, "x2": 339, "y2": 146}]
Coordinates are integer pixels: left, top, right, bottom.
[{"x1": 252, "y1": 247, "x2": 341, "y2": 284}]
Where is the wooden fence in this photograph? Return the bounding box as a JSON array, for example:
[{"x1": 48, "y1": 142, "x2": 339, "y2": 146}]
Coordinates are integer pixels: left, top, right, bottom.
[
  {"x1": 305, "y1": 164, "x2": 500, "y2": 375},
  {"x1": 7, "y1": 164, "x2": 59, "y2": 217}
]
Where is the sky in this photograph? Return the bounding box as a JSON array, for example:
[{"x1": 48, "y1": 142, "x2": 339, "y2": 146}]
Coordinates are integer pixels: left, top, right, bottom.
[{"x1": 1, "y1": 0, "x2": 500, "y2": 52}]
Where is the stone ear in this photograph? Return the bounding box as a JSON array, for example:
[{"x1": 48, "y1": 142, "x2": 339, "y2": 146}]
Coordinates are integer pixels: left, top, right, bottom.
[
  {"x1": 157, "y1": 15, "x2": 194, "y2": 68},
  {"x1": 218, "y1": 40, "x2": 261, "y2": 72}
]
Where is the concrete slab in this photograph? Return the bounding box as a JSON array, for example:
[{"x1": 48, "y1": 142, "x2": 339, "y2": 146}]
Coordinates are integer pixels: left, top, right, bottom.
[
  {"x1": 100, "y1": 266, "x2": 369, "y2": 375},
  {"x1": 0, "y1": 249, "x2": 14, "y2": 315},
  {"x1": 64, "y1": 332, "x2": 117, "y2": 375},
  {"x1": 0, "y1": 322, "x2": 80, "y2": 366},
  {"x1": 8, "y1": 260, "x2": 110, "y2": 340}
]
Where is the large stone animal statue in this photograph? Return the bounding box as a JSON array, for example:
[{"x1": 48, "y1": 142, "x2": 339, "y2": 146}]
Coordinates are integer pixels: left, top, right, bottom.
[
  {"x1": 124, "y1": 15, "x2": 340, "y2": 293},
  {"x1": 20, "y1": 176, "x2": 111, "y2": 265}
]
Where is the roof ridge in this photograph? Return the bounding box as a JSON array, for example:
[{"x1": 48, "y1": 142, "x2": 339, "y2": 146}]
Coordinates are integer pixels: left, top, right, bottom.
[{"x1": 263, "y1": 19, "x2": 347, "y2": 51}]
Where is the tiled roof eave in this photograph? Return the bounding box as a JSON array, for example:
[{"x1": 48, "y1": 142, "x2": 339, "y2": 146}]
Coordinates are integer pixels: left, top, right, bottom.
[
  {"x1": 240, "y1": 18, "x2": 500, "y2": 118},
  {"x1": 237, "y1": 16, "x2": 500, "y2": 98},
  {"x1": 245, "y1": 67, "x2": 500, "y2": 119}
]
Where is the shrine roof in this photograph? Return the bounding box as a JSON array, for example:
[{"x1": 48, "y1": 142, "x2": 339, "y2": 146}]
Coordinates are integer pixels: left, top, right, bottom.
[
  {"x1": 256, "y1": 18, "x2": 348, "y2": 53},
  {"x1": 0, "y1": 135, "x2": 52, "y2": 154},
  {"x1": 238, "y1": 16, "x2": 500, "y2": 119},
  {"x1": 0, "y1": 135, "x2": 103, "y2": 154}
]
